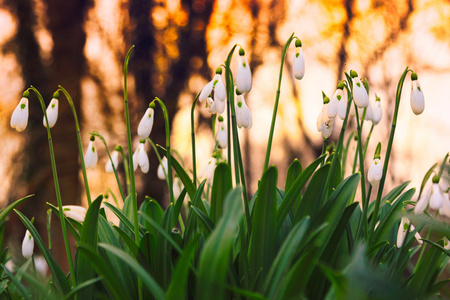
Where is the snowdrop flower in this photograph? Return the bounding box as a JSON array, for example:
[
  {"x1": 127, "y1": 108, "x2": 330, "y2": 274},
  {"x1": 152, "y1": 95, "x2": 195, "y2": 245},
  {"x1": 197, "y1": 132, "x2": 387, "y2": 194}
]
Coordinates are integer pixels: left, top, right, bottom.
[
  {"x1": 206, "y1": 96, "x2": 226, "y2": 114},
  {"x1": 293, "y1": 39, "x2": 305, "y2": 80},
  {"x1": 397, "y1": 217, "x2": 422, "y2": 248},
  {"x1": 439, "y1": 192, "x2": 450, "y2": 218},
  {"x1": 235, "y1": 91, "x2": 252, "y2": 129},
  {"x1": 105, "y1": 149, "x2": 120, "y2": 173},
  {"x1": 410, "y1": 72, "x2": 424, "y2": 115},
  {"x1": 414, "y1": 176, "x2": 444, "y2": 214},
  {"x1": 367, "y1": 143, "x2": 382, "y2": 188},
  {"x1": 84, "y1": 136, "x2": 98, "y2": 169},
  {"x1": 137, "y1": 104, "x2": 155, "y2": 139},
  {"x1": 216, "y1": 116, "x2": 227, "y2": 149},
  {"x1": 34, "y1": 256, "x2": 48, "y2": 276},
  {"x1": 336, "y1": 83, "x2": 348, "y2": 120},
  {"x1": 200, "y1": 157, "x2": 216, "y2": 184},
  {"x1": 444, "y1": 237, "x2": 450, "y2": 250},
  {"x1": 371, "y1": 95, "x2": 382, "y2": 125},
  {"x1": 43, "y1": 92, "x2": 59, "y2": 128},
  {"x1": 63, "y1": 205, "x2": 87, "y2": 223},
  {"x1": 157, "y1": 156, "x2": 168, "y2": 180},
  {"x1": 317, "y1": 93, "x2": 334, "y2": 138},
  {"x1": 328, "y1": 85, "x2": 343, "y2": 119},
  {"x1": 236, "y1": 48, "x2": 252, "y2": 93},
  {"x1": 199, "y1": 68, "x2": 226, "y2": 103},
  {"x1": 10, "y1": 92, "x2": 30, "y2": 132},
  {"x1": 22, "y1": 230, "x2": 34, "y2": 258},
  {"x1": 133, "y1": 140, "x2": 149, "y2": 173},
  {"x1": 350, "y1": 70, "x2": 369, "y2": 108}
]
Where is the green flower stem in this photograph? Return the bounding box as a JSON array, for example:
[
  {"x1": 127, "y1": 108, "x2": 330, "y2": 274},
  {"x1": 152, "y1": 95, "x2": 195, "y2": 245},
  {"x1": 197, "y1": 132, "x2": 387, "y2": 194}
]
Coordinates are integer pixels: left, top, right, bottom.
[
  {"x1": 263, "y1": 32, "x2": 295, "y2": 173},
  {"x1": 369, "y1": 66, "x2": 411, "y2": 240},
  {"x1": 341, "y1": 131, "x2": 355, "y2": 178},
  {"x1": 122, "y1": 45, "x2": 143, "y2": 300},
  {"x1": 414, "y1": 210, "x2": 437, "y2": 272},
  {"x1": 152, "y1": 97, "x2": 174, "y2": 204},
  {"x1": 224, "y1": 45, "x2": 241, "y2": 185},
  {"x1": 90, "y1": 131, "x2": 125, "y2": 201},
  {"x1": 321, "y1": 138, "x2": 327, "y2": 166},
  {"x1": 57, "y1": 86, "x2": 92, "y2": 206},
  {"x1": 354, "y1": 103, "x2": 367, "y2": 223},
  {"x1": 46, "y1": 209, "x2": 52, "y2": 250},
  {"x1": 223, "y1": 46, "x2": 251, "y2": 231},
  {"x1": 116, "y1": 145, "x2": 131, "y2": 195},
  {"x1": 190, "y1": 95, "x2": 199, "y2": 187},
  {"x1": 28, "y1": 86, "x2": 76, "y2": 287},
  {"x1": 122, "y1": 46, "x2": 140, "y2": 246},
  {"x1": 437, "y1": 152, "x2": 449, "y2": 179},
  {"x1": 363, "y1": 124, "x2": 375, "y2": 159}
]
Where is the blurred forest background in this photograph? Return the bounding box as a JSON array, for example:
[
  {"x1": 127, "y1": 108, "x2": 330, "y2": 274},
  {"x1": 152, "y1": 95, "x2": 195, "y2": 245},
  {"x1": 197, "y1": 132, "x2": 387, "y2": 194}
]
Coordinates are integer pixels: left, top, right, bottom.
[{"x1": 1, "y1": 0, "x2": 450, "y2": 266}]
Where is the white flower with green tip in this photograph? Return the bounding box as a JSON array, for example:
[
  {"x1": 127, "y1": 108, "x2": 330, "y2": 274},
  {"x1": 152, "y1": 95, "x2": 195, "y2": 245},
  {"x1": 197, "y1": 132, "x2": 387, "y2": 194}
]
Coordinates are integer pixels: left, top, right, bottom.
[
  {"x1": 22, "y1": 230, "x2": 34, "y2": 258},
  {"x1": 138, "y1": 107, "x2": 154, "y2": 139},
  {"x1": 84, "y1": 137, "x2": 98, "y2": 169},
  {"x1": 11, "y1": 97, "x2": 29, "y2": 132},
  {"x1": 410, "y1": 72, "x2": 424, "y2": 115},
  {"x1": 43, "y1": 98, "x2": 59, "y2": 128},
  {"x1": 236, "y1": 48, "x2": 252, "y2": 93},
  {"x1": 397, "y1": 217, "x2": 422, "y2": 248},
  {"x1": 235, "y1": 93, "x2": 252, "y2": 129},
  {"x1": 105, "y1": 150, "x2": 120, "y2": 173},
  {"x1": 293, "y1": 39, "x2": 305, "y2": 80},
  {"x1": 133, "y1": 141, "x2": 149, "y2": 173}
]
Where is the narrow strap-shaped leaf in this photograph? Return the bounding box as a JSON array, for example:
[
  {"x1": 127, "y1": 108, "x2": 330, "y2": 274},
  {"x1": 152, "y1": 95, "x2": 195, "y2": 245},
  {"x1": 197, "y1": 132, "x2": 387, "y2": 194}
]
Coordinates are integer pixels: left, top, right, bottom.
[
  {"x1": 166, "y1": 234, "x2": 201, "y2": 300},
  {"x1": 249, "y1": 167, "x2": 278, "y2": 288},
  {"x1": 264, "y1": 217, "x2": 310, "y2": 297},
  {"x1": 103, "y1": 202, "x2": 145, "y2": 238},
  {"x1": 76, "y1": 195, "x2": 103, "y2": 300},
  {"x1": 47, "y1": 203, "x2": 81, "y2": 241},
  {"x1": 158, "y1": 145, "x2": 196, "y2": 199},
  {"x1": 191, "y1": 206, "x2": 215, "y2": 234},
  {"x1": 284, "y1": 159, "x2": 302, "y2": 193},
  {"x1": 62, "y1": 278, "x2": 102, "y2": 300},
  {"x1": 197, "y1": 187, "x2": 244, "y2": 300},
  {"x1": 99, "y1": 243, "x2": 165, "y2": 300},
  {"x1": 77, "y1": 243, "x2": 131, "y2": 300},
  {"x1": 183, "y1": 180, "x2": 207, "y2": 246},
  {"x1": 277, "y1": 154, "x2": 325, "y2": 232},
  {"x1": 14, "y1": 210, "x2": 71, "y2": 295},
  {"x1": 1, "y1": 264, "x2": 32, "y2": 300},
  {"x1": 210, "y1": 163, "x2": 233, "y2": 224},
  {"x1": 113, "y1": 225, "x2": 140, "y2": 257},
  {"x1": 0, "y1": 195, "x2": 33, "y2": 221}
]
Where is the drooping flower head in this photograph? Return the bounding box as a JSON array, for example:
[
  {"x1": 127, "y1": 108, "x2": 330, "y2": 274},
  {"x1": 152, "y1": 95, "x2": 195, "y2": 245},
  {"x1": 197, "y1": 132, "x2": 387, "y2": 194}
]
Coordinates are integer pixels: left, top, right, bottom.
[
  {"x1": 138, "y1": 102, "x2": 155, "y2": 139},
  {"x1": 84, "y1": 135, "x2": 98, "y2": 169},
  {"x1": 439, "y1": 191, "x2": 450, "y2": 218},
  {"x1": 414, "y1": 175, "x2": 444, "y2": 214},
  {"x1": 105, "y1": 148, "x2": 120, "y2": 173},
  {"x1": 157, "y1": 156, "x2": 168, "y2": 180},
  {"x1": 199, "y1": 67, "x2": 226, "y2": 103},
  {"x1": 11, "y1": 91, "x2": 30, "y2": 132},
  {"x1": 235, "y1": 90, "x2": 252, "y2": 129},
  {"x1": 410, "y1": 72, "x2": 424, "y2": 115},
  {"x1": 236, "y1": 48, "x2": 252, "y2": 93},
  {"x1": 293, "y1": 39, "x2": 305, "y2": 80},
  {"x1": 335, "y1": 82, "x2": 348, "y2": 120},
  {"x1": 216, "y1": 115, "x2": 227, "y2": 149},
  {"x1": 63, "y1": 205, "x2": 87, "y2": 223},
  {"x1": 133, "y1": 140, "x2": 149, "y2": 173},
  {"x1": 22, "y1": 229, "x2": 34, "y2": 258},
  {"x1": 317, "y1": 92, "x2": 334, "y2": 138},
  {"x1": 200, "y1": 157, "x2": 217, "y2": 184},
  {"x1": 43, "y1": 91, "x2": 60, "y2": 128},
  {"x1": 371, "y1": 94, "x2": 382, "y2": 125},
  {"x1": 397, "y1": 217, "x2": 423, "y2": 248},
  {"x1": 206, "y1": 96, "x2": 226, "y2": 115},
  {"x1": 368, "y1": 142, "x2": 383, "y2": 188},
  {"x1": 350, "y1": 70, "x2": 369, "y2": 108}
]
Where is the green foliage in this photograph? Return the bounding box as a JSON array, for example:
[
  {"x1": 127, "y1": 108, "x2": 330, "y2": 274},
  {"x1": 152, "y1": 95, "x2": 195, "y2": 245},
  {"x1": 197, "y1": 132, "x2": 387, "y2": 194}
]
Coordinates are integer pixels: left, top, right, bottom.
[{"x1": 2, "y1": 37, "x2": 449, "y2": 300}]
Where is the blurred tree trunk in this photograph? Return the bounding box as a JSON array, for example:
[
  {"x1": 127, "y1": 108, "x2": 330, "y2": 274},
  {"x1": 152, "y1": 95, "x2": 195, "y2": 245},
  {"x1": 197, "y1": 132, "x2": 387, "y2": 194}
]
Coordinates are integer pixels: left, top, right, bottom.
[
  {"x1": 128, "y1": 0, "x2": 214, "y2": 206},
  {"x1": 5, "y1": 0, "x2": 91, "y2": 269}
]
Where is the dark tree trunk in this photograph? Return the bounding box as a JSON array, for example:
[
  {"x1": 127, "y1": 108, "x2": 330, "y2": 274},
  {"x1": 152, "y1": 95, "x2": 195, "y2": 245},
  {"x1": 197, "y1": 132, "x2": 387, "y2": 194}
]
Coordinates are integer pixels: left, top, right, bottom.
[{"x1": 5, "y1": 0, "x2": 91, "y2": 269}]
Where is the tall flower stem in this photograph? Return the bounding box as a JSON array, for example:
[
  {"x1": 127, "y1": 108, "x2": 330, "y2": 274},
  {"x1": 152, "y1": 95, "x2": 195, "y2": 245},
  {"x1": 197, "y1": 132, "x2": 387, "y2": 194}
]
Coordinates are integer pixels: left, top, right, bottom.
[
  {"x1": 354, "y1": 103, "x2": 368, "y2": 226},
  {"x1": 115, "y1": 145, "x2": 131, "y2": 196},
  {"x1": 263, "y1": 32, "x2": 295, "y2": 173},
  {"x1": 191, "y1": 94, "x2": 200, "y2": 187},
  {"x1": 58, "y1": 86, "x2": 92, "y2": 205},
  {"x1": 369, "y1": 66, "x2": 411, "y2": 240},
  {"x1": 28, "y1": 86, "x2": 75, "y2": 286},
  {"x1": 122, "y1": 46, "x2": 140, "y2": 245},
  {"x1": 224, "y1": 46, "x2": 251, "y2": 232},
  {"x1": 90, "y1": 131, "x2": 125, "y2": 201},
  {"x1": 152, "y1": 97, "x2": 174, "y2": 204}
]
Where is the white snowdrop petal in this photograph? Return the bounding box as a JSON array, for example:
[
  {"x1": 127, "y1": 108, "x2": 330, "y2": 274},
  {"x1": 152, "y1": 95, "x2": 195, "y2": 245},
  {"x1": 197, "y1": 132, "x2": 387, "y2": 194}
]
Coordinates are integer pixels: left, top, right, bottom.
[
  {"x1": 105, "y1": 150, "x2": 120, "y2": 173},
  {"x1": 414, "y1": 187, "x2": 431, "y2": 214},
  {"x1": 22, "y1": 230, "x2": 34, "y2": 258},
  {"x1": 217, "y1": 123, "x2": 227, "y2": 149},
  {"x1": 11, "y1": 98, "x2": 29, "y2": 132},
  {"x1": 137, "y1": 108, "x2": 154, "y2": 139},
  {"x1": 199, "y1": 80, "x2": 214, "y2": 103},
  {"x1": 352, "y1": 78, "x2": 369, "y2": 108},
  {"x1": 372, "y1": 101, "x2": 382, "y2": 124},
  {"x1": 138, "y1": 144, "x2": 149, "y2": 173},
  {"x1": 410, "y1": 81, "x2": 425, "y2": 115},
  {"x1": 43, "y1": 98, "x2": 59, "y2": 128},
  {"x1": 293, "y1": 48, "x2": 305, "y2": 80},
  {"x1": 214, "y1": 75, "x2": 226, "y2": 102},
  {"x1": 429, "y1": 183, "x2": 443, "y2": 210},
  {"x1": 157, "y1": 157, "x2": 167, "y2": 180},
  {"x1": 236, "y1": 55, "x2": 252, "y2": 93},
  {"x1": 84, "y1": 140, "x2": 98, "y2": 169}
]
